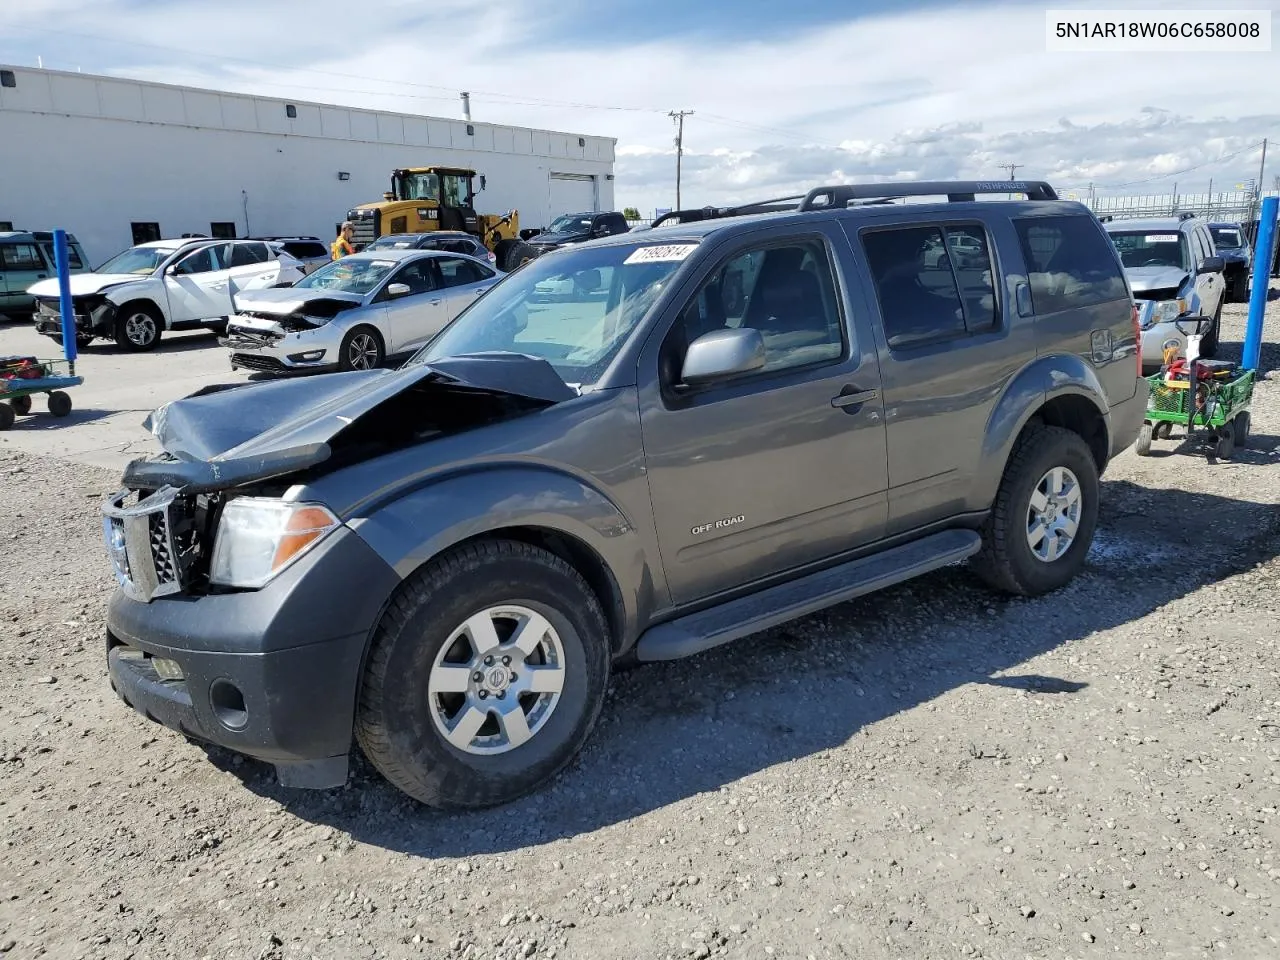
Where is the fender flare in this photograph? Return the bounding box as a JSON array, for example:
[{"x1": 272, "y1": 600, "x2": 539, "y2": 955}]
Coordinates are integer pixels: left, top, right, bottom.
[
  {"x1": 977, "y1": 354, "x2": 1111, "y2": 494},
  {"x1": 346, "y1": 465, "x2": 659, "y2": 654}
]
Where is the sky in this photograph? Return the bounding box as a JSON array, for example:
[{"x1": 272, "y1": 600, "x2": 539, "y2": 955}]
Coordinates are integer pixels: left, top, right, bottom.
[{"x1": 2, "y1": 0, "x2": 1279, "y2": 217}]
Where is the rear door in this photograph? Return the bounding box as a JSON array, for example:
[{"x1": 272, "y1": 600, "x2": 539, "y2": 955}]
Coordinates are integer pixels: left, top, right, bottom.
[
  {"x1": 435, "y1": 255, "x2": 498, "y2": 318},
  {"x1": 227, "y1": 241, "x2": 280, "y2": 291},
  {"x1": 637, "y1": 224, "x2": 889, "y2": 605},
  {"x1": 848, "y1": 214, "x2": 1027, "y2": 534},
  {"x1": 0, "y1": 241, "x2": 51, "y2": 312}
]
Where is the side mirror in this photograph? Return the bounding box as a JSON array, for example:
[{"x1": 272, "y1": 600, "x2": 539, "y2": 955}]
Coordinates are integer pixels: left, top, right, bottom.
[
  {"x1": 479, "y1": 175, "x2": 487, "y2": 191},
  {"x1": 386, "y1": 282, "x2": 411, "y2": 298},
  {"x1": 1199, "y1": 255, "x2": 1225, "y2": 274},
  {"x1": 680, "y1": 327, "x2": 766, "y2": 386},
  {"x1": 594, "y1": 225, "x2": 610, "y2": 237},
  {"x1": 165, "y1": 264, "x2": 178, "y2": 275}
]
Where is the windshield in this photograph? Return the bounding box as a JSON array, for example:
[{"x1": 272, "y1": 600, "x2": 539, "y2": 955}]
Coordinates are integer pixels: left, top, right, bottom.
[
  {"x1": 1210, "y1": 227, "x2": 1242, "y2": 248},
  {"x1": 407, "y1": 241, "x2": 697, "y2": 386},
  {"x1": 1108, "y1": 231, "x2": 1186, "y2": 270},
  {"x1": 365, "y1": 236, "x2": 417, "y2": 250},
  {"x1": 96, "y1": 245, "x2": 178, "y2": 275},
  {"x1": 395, "y1": 172, "x2": 439, "y2": 202},
  {"x1": 547, "y1": 214, "x2": 593, "y2": 235},
  {"x1": 295, "y1": 257, "x2": 396, "y2": 295}
]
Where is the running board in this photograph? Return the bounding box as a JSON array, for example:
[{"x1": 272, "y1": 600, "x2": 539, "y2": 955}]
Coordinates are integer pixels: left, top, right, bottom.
[{"x1": 634, "y1": 528, "x2": 982, "y2": 662}]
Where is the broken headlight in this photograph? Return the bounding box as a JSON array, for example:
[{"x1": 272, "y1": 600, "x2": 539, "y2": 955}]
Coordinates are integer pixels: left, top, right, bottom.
[{"x1": 209, "y1": 498, "x2": 340, "y2": 589}]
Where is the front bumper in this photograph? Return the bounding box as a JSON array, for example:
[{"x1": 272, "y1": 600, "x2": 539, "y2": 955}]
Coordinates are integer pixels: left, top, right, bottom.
[
  {"x1": 32, "y1": 297, "x2": 116, "y2": 339},
  {"x1": 221, "y1": 323, "x2": 342, "y2": 374},
  {"x1": 104, "y1": 526, "x2": 401, "y2": 787}
]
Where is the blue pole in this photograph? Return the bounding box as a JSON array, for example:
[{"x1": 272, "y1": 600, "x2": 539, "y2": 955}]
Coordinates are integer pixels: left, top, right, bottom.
[
  {"x1": 53, "y1": 229, "x2": 77, "y2": 376},
  {"x1": 1242, "y1": 195, "x2": 1277, "y2": 373}
]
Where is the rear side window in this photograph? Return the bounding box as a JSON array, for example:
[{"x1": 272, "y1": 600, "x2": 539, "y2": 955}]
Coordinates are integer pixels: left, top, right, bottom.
[
  {"x1": 0, "y1": 242, "x2": 46, "y2": 271},
  {"x1": 1013, "y1": 215, "x2": 1128, "y2": 314},
  {"x1": 862, "y1": 223, "x2": 999, "y2": 350}
]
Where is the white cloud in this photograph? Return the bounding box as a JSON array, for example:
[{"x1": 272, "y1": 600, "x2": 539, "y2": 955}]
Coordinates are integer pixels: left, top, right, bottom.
[{"x1": 3, "y1": 0, "x2": 1278, "y2": 216}]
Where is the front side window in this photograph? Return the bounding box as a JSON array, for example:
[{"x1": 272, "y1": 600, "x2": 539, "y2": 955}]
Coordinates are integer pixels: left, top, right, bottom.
[
  {"x1": 410, "y1": 241, "x2": 693, "y2": 387},
  {"x1": 440, "y1": 174, "x2": 471, "y2": 208},
  {"x1": 1015, "y1": 215, "x2": 1130, "y2": 314},
  {"x1": 297, "y1": 257, "x2": 397, "y2": 295},
  {"x1": 38, "y1": 242, "x2": 83, "y2": 270},
  {"x1": 229, "y1": 242, "x2": 268, "y2": 267},
  {"x1": 172, "y1": 244, "x2": 229, "y2": 275},
  {"x1": 663, "y1": 238, "x2": 845, "y2": 378}
]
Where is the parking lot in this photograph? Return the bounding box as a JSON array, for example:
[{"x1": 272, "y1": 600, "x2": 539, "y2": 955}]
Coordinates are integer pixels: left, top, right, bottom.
[{"x1": 1, "y1": 291, "x2": 1278, "y2": 959}]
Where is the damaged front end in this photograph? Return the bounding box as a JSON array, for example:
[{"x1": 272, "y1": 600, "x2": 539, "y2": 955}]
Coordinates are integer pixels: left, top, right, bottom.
[
  {"x1": 222, "y1": 290, "x2": 365, "y2": 372},
  {"x1": 103, "y1": 355, "x2": 578, "y2": 602},
  {"x1": 33, "y1": 293, "x2": 117, "y2": 340}
]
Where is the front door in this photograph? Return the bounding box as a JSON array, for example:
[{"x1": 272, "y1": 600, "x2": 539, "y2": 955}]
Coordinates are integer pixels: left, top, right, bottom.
[
  {"x1": 165, "y1": 242, "x2": 233, "y2": 323},
  {"x1": 375, "y1": 257, "x2": 447, "y2": 355},
  {"x1": 638, "y1": 228, "x2": 889, "y2": 606}
]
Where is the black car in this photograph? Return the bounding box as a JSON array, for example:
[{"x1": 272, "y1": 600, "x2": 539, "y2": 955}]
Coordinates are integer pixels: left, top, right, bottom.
[
  {"x1": 363, "y1": 231, "x2": 499, "y2": 268},
  {"x1": 1207, "y1": 222, "x2": 1252, "y2": 301},
  {"x1": 499, "y1": 211, "x2": 632, "y2": 269}
]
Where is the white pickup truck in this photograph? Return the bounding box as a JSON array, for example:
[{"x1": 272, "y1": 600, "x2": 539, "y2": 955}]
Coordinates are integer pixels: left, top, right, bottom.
[{"x1": 29, "y1": 238, "x2": 304, "y2": 351}]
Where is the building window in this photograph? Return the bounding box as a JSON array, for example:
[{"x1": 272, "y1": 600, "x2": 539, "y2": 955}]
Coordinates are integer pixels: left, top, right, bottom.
[
  {"x1": 0, "y1": 221, "x2": 12, "y2": 232},
  {"x1": 131, "y1": 222, "x2": 162, "y2": 244},
  {"x1": 285, "y1": 104, "x2": 297, "y2": 119},
  {"x1": 210, "y1": 222, "x2": 238, "y2": 239},
  {"x1": 0, "y1": 70, "x2": 15, "y2": 88}
]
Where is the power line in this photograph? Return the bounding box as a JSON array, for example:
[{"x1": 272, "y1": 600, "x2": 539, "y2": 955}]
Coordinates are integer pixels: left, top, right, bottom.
[
  {"x1": 1000, "y1": 162, "x2": 1022, "y2": 180},
  {"x1": 669, "y1": 110, "x2": 694, "y2": 210}
]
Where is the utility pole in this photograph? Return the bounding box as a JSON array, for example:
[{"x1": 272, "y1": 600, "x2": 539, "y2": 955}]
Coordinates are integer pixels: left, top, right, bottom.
[
  {"x1": 999, "y1": 163, "x2": 1021, "y2": 200},
  {"x1": 669, "y1": 110, "x2": 694, "y2": 210},
  {"x1": 1251, "y1": 138, "x2": 1268, "y2": 225}
]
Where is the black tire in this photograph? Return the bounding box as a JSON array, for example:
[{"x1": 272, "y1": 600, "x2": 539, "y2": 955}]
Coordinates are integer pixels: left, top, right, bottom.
[
  {"x1": 1214, "y1": 425, "x2": 1235, "y2": 461},
  {"x1": 1233, "y1": 412, "x2": 1251, "y2": 448},
  {"x1": 49, "y1": 332, "x2": 94, "y2": 349},
  {"x1": 504, "y1": 241, "x2": 540, "y2": 271},
  {"x1": 1154, "y1": 420, "x2": 1174, "y2": 440},
  {"x1": 0, "y1": 403, "x2": 13, "y2": 431},
  {"x1": 355, "y1": 539, "x2": 611, "y2": 810},
  {"x1": 493, "y1": 239, "x2": 517, "y2": 270},
  {"x1": 972, "y1": 424, "x2": 1100, "y2": 597},
  {"x1": 113, "y1": 303, "x2": 163, "y2": 352},
  {"x1": 10, "y1": 395, "x2": 32, "y2": 416},
  {"x1": 1135, "y1": 421, "x2": 1153, "y2": 456},
  {"x1": 47, "y1": 391, "x2": 72, "y2": 417},
  {"x1": 337, "y1": 325, "x2": 385, "y2": 371},
  {"x1": 1199, "y1": 303, "x2": 1221, "y2": 358},
  {"x1": 1231, "y1": 274, "x2": 1249, "y2": 303}
]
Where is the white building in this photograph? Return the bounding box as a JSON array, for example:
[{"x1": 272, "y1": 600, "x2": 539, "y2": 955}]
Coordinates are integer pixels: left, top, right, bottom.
[{"x1": 0, "y1": 64, "x2": 617, "y2": 266}]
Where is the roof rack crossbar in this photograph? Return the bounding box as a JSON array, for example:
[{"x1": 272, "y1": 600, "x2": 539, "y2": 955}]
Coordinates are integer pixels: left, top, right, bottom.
[
  {"x1": 649, "y1": 195, "x2": 805, "y2": 228},
  {"x1": 799, "y1": 180, "x2": 1059, "y2": 210}
]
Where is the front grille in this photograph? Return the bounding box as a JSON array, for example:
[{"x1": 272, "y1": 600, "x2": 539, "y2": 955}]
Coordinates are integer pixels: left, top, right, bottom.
[
  {"x1": 102, "y1": 487, "x2": 205, "y2": 602},
  {"x1": 231, "y1": 352, "x2": 288, "y2": 372},
  {"x1": 348, "y1": 209, "x2": 379, "y2": 248}
]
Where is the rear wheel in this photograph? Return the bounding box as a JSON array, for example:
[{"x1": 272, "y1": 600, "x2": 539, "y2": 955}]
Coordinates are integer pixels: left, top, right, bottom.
[
  {"x1": 356, "y1": 540, "x2": 611, "y2": 810},
  {"x1": 0, "y1": 403, "x2": 13, "y2": 431},
  {"x1": 504, "y1": 241, "x2": 539, "y2": 271},
  {"x1": 337, "y1": 325, "x2": 385, "y2": 371},
  {"x1": 10, "y1": 395, "x2": 32, "y2": 416},
  {"x1": 1135, "y1": 422, "x2": 1153, "y2": 456},
  {"x1": 1213, "y1": 424, "x2": 1235, "y2": 461},
  {"x1": 47, "y1": 391, "x2": 72, "y2": 417},
  {"x1": 1233, "y1": 412, "x2": 1251, "y2": 448},
  {"x1": 972, "y1": 424, "x2": 1100, "y2": 596}
]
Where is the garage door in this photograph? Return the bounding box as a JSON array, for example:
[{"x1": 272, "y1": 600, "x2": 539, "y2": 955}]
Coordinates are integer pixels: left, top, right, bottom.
[{"x1": 548, "y1": 173, "x2": 597, "y2": 220}]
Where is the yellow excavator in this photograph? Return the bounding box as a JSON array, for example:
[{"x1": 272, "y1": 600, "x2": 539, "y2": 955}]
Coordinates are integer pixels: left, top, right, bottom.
[{"x1": 344, "y1": 166, "x2": 522, "y2": 266}]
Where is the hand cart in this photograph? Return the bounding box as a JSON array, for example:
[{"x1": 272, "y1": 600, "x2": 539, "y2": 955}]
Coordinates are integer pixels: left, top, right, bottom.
[
  {"x1": 0, "y1": 356, "x2": 83, "y2": 430},
  {"x1": 1134, "y1": 316, "x2": 1254, "y2": 461}
]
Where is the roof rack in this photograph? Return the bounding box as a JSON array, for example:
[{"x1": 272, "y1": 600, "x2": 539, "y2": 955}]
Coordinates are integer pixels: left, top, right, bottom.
[
  {"x1": 648, "y1": 180, "x2": 1061, "y2": 229},
  {"x1": 799, "y1": 180, "x2": 1059, "y2": 209}
]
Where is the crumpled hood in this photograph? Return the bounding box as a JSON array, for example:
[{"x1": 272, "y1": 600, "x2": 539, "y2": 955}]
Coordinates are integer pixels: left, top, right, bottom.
[
  {"x1": 233, "y1": 287, "x2": 365, "y2": 314},
  {"x1": 127, "y1": 353, "x2": 578, "y2": 492},
  {"x1": 27, "y1": 273, "x2": 147, "y2": 298},
  {"x1": 1124, "y1": 266, "x2": 1189, "y2": 297}
]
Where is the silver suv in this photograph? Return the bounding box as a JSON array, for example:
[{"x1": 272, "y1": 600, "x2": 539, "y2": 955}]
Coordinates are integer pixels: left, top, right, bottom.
[{"x1": 1102, "y1": 213, "x2": 1227, "y2": 368}]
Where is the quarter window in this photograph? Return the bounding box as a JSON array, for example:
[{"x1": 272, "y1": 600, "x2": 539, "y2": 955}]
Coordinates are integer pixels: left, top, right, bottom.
[
  {"x1": 862, "y1": 223, "x2": 999, "y2": 349},
  {"x1": 664, "y1": 238, "x2": 845, "y2": 380},
  {"x1": 1013, "y1": 215, "x2": 1129, "y2": 315}
]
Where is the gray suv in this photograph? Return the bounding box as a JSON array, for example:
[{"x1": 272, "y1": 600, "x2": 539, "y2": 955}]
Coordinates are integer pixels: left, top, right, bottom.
[{"x1": 99, "y1": 180, "x2": 1147, "y2": 810}]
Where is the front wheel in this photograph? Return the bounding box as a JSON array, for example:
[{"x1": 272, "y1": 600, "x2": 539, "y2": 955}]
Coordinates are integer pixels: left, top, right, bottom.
[
  {"x1": 337, "y1": 325, "x2": 385, "y2": 371},
  {"x1": 972, "y1": 424, "x2": 1100, "y2": 596},
  {"x1": 1135, "y1": 422, "x2": 1153, "y2": 456},
  {"x1": 114, "y1": 305, "x2": 163, "y2": 351},
  {"x1": 356, "y1": 540, "x2": 611, "y2": 810}
]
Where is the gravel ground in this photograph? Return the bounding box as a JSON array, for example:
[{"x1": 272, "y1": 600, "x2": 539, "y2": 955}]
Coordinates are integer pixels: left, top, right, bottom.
[{"x1": 2, "y1": 290, "x2": 1280, "y2": 960}]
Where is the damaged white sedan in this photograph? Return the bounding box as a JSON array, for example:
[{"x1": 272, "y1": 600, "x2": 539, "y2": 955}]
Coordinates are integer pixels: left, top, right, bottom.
[{"x1": 222, "y1": 249, "x2": 499, "y2": 373}]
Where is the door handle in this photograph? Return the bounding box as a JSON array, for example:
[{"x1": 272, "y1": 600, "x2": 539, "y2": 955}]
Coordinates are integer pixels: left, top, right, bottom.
[
  {"x1": 429, "y1": 299, "x2": 443, "y2": 305},
  {"x1": 831, "y1": 386, "x2": 879, "y2": 409}
]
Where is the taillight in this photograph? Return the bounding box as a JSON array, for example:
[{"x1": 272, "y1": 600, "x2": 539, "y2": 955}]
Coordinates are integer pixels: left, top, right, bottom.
[{"x1": 1132, "y1": 302, "x2": 1141, "y2": 375}]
